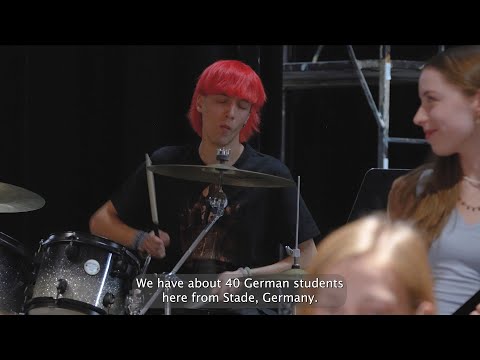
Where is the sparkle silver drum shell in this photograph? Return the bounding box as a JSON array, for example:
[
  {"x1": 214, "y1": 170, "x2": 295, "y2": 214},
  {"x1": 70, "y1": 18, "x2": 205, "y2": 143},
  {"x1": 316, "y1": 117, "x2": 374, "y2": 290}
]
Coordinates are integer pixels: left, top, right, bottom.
[
  {"x1": 24, "y1": 231, "x2": 140, "y2": 315},
  {"x1": 0, "y1": 232, "x2": 31, "y2": 314}
]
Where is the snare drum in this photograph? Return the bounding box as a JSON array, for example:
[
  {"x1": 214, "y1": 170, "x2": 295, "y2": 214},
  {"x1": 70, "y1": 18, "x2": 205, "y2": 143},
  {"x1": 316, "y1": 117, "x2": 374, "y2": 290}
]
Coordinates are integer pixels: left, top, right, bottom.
[
  {"x1": 24, "y1": 231, "x2": 140, "y2": 315},
  {"x1": 0, "y1": 232, "x2": 31, "y2": 314}
]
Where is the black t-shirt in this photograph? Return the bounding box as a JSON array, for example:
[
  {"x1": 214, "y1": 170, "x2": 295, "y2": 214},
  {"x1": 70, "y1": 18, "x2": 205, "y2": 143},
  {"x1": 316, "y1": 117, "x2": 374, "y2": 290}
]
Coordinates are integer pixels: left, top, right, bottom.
[{"x1": 111, "y1": 142, "x2": 320, "y2": 274}]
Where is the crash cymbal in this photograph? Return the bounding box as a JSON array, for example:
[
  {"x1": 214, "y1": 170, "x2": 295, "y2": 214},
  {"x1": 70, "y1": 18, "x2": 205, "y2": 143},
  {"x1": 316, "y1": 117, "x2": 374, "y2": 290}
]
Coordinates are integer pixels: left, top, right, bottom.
[
  {"x1": 280, "y1": 268, "x2": 307, "y2": 276},
  {"x1": 147, "y1": 164, "x2": 295, "y2": 188},
  {"x1": 0, "y1": 182, "x2": 45, "y2": 213},
  {"x1": 263, "y1": 268, "x2": 308, "y2": 280}
]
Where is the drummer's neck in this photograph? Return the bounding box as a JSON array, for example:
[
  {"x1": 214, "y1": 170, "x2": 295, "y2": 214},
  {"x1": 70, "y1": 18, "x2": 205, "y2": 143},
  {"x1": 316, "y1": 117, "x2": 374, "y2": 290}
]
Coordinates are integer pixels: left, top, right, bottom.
[{"x1": 198, "y1": 141, "x2": 244, "y2": 166}]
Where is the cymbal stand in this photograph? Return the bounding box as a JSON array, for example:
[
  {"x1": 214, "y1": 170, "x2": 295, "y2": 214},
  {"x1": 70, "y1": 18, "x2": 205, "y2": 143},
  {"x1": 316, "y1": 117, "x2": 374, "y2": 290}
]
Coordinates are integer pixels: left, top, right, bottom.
[
  {"x1": 138, "y1": 148, "x2": 230, "y2": 315},
  {"x1": 285, "y1": 175, "x2": 301, "y2": 269},
  {"x1": 283, "y1": 176, "x2": 301, "y2": 315}
]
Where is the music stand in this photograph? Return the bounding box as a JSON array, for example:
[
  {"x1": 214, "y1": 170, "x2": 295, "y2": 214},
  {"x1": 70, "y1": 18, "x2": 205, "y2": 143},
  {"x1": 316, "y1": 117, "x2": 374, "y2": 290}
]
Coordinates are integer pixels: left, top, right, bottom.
[
  {"x1": 348, "y1": 168, "x2": 409, "y2": 222},
  {"x1": 453, "y1": 290, "x2": 480, "y2": 315}
]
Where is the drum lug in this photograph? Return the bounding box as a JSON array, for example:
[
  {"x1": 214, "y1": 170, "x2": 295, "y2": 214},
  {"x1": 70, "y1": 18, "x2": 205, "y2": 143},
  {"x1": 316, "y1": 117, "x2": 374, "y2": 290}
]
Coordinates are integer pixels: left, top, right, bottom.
[
  {"x1": 57, "y1": 278, "x2": 68, "y2": 297},
  {"x1": 112, "y1": 257, "x2": 128, "y2": 278},
  {"x1": 65, "y1": 242, "x2": 80, "y2": 262},
  {"x1": 103, "y1": 292, "x2": 115, "y2": 308}
]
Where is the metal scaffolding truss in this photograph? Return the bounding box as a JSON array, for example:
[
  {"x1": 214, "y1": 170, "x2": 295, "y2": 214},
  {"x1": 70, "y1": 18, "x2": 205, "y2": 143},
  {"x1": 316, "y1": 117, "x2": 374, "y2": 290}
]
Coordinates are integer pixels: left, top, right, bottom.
[{"x1": 281, "y1": 45, "x2": 434, "y2": 168}]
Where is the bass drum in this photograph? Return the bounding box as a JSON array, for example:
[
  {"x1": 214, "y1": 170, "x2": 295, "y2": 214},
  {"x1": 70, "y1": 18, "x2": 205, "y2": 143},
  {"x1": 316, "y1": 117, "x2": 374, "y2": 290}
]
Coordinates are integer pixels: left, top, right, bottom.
[
  {"x1": 24, "y1": 231, "x2": 140, "y2": 315},
  {"x1": 0, "y1": 232, "x2": 31, "y2": 314}
]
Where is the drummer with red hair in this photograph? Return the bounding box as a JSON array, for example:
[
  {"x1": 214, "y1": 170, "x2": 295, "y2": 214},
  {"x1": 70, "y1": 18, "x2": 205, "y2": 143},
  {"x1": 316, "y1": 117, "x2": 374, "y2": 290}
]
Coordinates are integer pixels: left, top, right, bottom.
[{"x1": 89, "y1": 60, "x2": 320, "y2": 313}]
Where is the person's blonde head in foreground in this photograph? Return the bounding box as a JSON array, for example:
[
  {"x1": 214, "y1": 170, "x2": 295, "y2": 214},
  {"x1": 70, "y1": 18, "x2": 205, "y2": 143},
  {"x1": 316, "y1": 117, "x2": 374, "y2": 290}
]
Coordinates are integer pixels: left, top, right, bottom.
[{"x1": 297, "y1": 214, "x2": 435, "y2": 315}]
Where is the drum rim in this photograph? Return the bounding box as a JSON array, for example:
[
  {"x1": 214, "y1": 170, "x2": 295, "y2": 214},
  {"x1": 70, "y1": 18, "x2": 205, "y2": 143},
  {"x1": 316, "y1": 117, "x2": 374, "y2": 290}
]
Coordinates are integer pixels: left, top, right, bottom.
[
  {"x1": 41, "y1": 231, "x2": 141, "y2": 269},
  {"x1": 25, "y1": 296, "x2": 107, "y2": 315},
  {"x1": 0, "y1": 231, "x2": 27, "y2": 257}
]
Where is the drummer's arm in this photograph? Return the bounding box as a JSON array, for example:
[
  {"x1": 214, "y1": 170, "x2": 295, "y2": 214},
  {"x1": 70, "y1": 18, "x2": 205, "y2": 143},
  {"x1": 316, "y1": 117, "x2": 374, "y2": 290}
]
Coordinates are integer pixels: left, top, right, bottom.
[
  {"x1": 214, "y1": 239, "x2": 317, "y2": 296},
  {"x1": 243, "y1": 239, "x2": 317, "y2": 277},
  {"x1": 89, "y1": 200, "x2": 138, "y2": 249},
  {"x1": 89, "y1": 201, "x2": 170, "y2": 258}
]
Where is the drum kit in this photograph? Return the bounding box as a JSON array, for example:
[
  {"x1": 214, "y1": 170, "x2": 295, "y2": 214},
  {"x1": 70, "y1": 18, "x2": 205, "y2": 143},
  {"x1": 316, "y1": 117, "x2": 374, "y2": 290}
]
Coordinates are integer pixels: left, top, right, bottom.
[{"x1": 0, "y1": 148, "x2": 303, "y2": 315}]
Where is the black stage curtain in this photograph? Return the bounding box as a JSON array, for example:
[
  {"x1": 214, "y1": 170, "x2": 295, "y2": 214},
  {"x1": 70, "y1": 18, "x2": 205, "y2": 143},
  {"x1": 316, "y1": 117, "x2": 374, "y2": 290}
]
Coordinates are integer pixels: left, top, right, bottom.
[{"x1": 0, "y1": 45, "x2": 283, "y2": 254}]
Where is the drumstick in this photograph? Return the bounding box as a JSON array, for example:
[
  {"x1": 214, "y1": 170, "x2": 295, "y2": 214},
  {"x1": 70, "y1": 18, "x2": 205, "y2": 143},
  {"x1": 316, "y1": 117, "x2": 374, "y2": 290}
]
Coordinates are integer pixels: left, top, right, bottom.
[
  {"x1": 142, "y1": 153, "x2": 160, "y2": 274},
  {"x1": 145, "y1": 154, "x2": 160, "y2": 235}
]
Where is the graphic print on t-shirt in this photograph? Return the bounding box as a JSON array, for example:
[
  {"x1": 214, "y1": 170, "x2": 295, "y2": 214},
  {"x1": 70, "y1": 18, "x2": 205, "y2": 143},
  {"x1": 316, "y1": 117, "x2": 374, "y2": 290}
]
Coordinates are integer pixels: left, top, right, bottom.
[{"x1": 179, "y1": 184, "x2": 240, "y2": 265}]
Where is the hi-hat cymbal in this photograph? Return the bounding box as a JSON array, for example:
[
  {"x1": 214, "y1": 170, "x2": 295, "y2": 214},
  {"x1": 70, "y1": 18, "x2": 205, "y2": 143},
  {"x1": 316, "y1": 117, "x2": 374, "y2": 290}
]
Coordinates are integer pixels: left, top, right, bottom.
[
  {"x1": 147, "y1": 164, "x2": 295, "y2": 188},
  {"x1": 0, "y1": 182, "x2": 45, "y2": 213}
]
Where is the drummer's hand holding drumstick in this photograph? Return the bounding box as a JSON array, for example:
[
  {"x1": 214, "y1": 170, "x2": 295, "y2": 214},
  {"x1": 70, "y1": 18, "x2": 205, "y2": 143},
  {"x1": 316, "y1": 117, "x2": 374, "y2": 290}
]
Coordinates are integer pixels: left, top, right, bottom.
[
  {"x1": 211, "y1": 268, "x2": 247, "y2": 298},
  {"x1": 136, "y1": 230, "x2": 170, "y2": 259}
]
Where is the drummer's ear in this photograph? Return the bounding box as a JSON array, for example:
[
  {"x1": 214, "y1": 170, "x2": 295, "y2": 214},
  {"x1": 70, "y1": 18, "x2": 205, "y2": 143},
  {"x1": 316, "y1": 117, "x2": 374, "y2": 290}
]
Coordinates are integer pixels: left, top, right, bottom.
[
  {"x1": 243, "y1": 111, "x2": 250, "y2": 127},
  {"x1": 196, "y1": 96, "x2": 204, "y2": 112}
]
